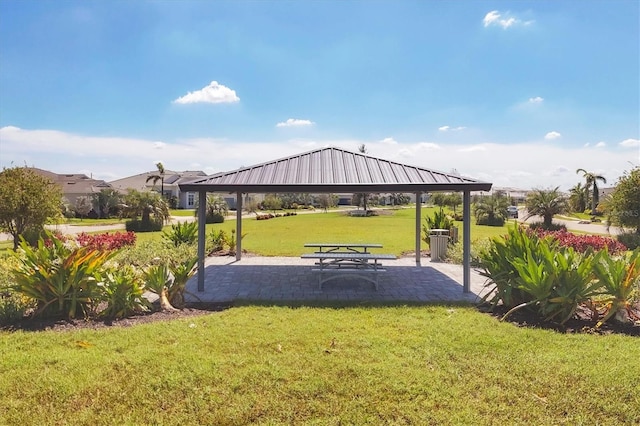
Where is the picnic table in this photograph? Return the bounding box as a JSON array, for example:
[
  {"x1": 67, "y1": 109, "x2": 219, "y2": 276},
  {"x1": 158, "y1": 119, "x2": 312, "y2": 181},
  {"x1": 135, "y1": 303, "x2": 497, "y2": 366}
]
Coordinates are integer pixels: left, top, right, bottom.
[{"x1": 301, "y1": 243, "x2": 396, "y2": 290}]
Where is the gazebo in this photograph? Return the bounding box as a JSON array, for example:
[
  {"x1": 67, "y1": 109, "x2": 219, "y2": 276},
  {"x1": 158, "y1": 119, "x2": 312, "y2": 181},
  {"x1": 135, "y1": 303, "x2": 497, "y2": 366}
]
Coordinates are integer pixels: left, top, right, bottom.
[{"x1": 179, "y1": 147, "x2": 492, "y2": 293}]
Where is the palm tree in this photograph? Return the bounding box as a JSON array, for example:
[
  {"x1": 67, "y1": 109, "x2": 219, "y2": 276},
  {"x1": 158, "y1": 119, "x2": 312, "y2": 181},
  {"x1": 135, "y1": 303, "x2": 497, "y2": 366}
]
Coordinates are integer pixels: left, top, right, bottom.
[
  {"x1": 123, "y1": 190, "x2": 170, "y2": 227},
  {"x1": 568, "y1": 182, "x2": 588, "y2": 213},
  {"x1": 356, "y1": 144, "x2": 370, "y2": 212},
  {"x1": 473, "y1": 192, "x2": 509, "y2": 226},
  {"x1": 525, "y1": 187, "x2": 567, "y2": 229},
  {"x1": 146, "y1": 162, "x2": 166, "y2": 198},
  {"x1": 576, "y1": 169, "x2": 607, "y2": 215}
]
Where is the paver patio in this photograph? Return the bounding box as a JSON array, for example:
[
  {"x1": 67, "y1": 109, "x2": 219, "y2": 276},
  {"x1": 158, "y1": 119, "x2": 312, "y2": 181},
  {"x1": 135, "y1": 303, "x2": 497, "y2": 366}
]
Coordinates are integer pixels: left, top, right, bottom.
[{"x1": 185, "y1": 256, "x2": 488, "y2": 304}]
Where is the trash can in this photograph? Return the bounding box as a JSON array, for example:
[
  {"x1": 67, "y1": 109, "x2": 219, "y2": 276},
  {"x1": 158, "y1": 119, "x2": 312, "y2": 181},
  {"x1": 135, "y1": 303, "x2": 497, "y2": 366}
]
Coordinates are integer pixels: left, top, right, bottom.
[{"x1": 429, "y1": 229, "x2": 450, "y2": 262}]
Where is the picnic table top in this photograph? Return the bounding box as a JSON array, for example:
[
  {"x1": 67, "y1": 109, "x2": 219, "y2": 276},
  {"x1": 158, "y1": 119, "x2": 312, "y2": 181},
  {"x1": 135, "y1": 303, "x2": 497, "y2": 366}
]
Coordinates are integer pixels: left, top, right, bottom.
[
  {"x1": 301, "y1": 252, "x2": 397, "y2": 260},
  {"x1": 303, "y1": 243, "x2": 383, "y2": 248}
]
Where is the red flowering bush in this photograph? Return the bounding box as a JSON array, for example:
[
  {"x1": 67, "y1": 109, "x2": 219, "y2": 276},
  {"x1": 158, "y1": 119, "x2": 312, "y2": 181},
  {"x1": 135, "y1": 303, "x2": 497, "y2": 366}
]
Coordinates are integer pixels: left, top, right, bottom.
[
  {"x1": 76, "y1": 231, "x2": 137, "y2": 251},
  {"x1": 530, "y1": 229, "x2": 627, "y2": 254}
]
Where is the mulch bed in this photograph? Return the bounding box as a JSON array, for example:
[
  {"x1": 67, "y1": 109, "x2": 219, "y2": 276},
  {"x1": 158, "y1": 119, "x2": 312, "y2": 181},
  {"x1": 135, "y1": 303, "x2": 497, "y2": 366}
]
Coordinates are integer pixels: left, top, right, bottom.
[
  {"x1": 1, "y1": 303, "x2": 231, "y2": 333},
  {"x1": 480, "y1": 304, "x2": 640, "y2": 336}
]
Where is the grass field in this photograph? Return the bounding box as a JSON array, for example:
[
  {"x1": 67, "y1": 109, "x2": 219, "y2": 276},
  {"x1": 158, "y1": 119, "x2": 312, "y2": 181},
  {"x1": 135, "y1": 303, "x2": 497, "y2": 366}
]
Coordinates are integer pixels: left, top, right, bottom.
[
  {"x1": 1, "y1": 305, "x2": 638, "y2": 424},
  {"x1": 197, "y1": 208, "x2": 512, "y2": 256}
]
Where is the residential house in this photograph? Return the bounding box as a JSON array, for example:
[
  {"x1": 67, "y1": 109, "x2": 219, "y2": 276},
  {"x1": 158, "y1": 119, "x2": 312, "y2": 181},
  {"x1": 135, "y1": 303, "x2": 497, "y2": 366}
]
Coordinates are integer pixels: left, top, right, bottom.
[
  {"x1": 109, "y1": 170, "x2": 207, "y2": 209},
  {"x1": 29, "y1": 167, "x2": 113, "y2": 206}
]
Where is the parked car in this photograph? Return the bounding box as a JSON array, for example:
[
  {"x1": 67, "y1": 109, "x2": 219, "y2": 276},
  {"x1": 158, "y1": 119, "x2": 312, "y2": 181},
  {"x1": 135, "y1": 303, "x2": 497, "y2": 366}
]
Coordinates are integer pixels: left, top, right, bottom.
[{"x1": 507, "y1": 206, "x2": 519, "y2": 218}]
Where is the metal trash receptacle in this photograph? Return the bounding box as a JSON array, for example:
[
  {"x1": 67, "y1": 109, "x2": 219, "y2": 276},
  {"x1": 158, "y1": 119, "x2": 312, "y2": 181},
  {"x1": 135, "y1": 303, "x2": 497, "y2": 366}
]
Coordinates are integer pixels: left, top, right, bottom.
[{"x1": 429, "y1": 229, "x2": 450, "y2": 262}]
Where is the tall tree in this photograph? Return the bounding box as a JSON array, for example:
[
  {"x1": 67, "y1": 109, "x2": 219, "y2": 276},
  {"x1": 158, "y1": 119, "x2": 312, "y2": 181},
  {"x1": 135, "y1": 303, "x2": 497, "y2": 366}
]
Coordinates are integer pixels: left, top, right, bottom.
[
  {"x1": 356, "y1": 144, "x2": 370, "y2": 212},
  {"x1": 576, "y1": 169, "x2": 607, "y2": 215},
  {"x1": 146, "y1": 162, "x2": 166, "y2": 198},
  {"x1": 0, "y1": 167, "x2": 63, "y2": 250},
  {"x1": 606, "y1": 167, "x2": 640, "y2": 234},
  {"x1": 525, "y1": 187, "x2": 568, "y2": 229}
]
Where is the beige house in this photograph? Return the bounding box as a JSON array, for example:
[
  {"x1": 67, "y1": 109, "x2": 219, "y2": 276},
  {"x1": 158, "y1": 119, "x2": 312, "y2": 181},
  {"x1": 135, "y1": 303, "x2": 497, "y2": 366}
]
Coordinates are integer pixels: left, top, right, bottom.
[
  {"x1": 109, "y1": 170, "x2": 207, "y2": 209},
  {"x1": 29, "y1": 168, "x2": 112, "y2": 206}
]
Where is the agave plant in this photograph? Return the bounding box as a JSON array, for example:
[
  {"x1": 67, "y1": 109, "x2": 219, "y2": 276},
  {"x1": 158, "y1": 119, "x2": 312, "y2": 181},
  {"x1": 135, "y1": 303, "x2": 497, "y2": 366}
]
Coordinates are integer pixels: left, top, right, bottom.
[
  {"x1": 162, "y1": 221, "x2": 198, "y2": 246},
  {"x1": 592, "y1": 248, "x2": 640, "y2": 327},
  {"x1": 11, "y1": 232, "x2": 114, "y2": 319}
]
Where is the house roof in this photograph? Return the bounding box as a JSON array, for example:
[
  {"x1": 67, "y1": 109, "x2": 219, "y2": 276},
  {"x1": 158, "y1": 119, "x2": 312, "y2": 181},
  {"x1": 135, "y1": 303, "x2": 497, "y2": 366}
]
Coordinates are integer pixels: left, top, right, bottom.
[
  {"x1": 28, "y1": 167, "x2": 112, "y2": 196},
  {"x1": 109, "y1": 170, "x2": 207, "y2": 192},
  {"x1": 179, "y1": 147, "x2": 492, "y2": 193}
]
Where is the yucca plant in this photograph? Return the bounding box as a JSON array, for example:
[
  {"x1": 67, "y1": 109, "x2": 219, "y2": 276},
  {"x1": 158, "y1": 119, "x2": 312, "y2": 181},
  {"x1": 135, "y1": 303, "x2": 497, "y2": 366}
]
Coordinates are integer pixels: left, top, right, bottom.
[
  {"x1": 592, "y1": 248, "x2": 640, "y2": 327},
  {"x1": 167, "y1": 257, "x2": 198, "y2": 308},
  {"x1": 162, "y1": 221, "x2": 198, "y2": 247},
  {"x1": 143, "y1": 263, "x2": 177, "y2": 311},
  {"x1": 99, "y1": 265, "x2": 150, "y2": 319}
]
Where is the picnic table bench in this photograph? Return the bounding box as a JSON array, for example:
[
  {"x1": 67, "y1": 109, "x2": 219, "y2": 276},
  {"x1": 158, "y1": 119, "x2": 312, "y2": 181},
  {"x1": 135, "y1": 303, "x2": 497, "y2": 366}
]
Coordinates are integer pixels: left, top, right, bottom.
[{"x1": 301, "y1": 243, "x2": 396, "y2": 290}]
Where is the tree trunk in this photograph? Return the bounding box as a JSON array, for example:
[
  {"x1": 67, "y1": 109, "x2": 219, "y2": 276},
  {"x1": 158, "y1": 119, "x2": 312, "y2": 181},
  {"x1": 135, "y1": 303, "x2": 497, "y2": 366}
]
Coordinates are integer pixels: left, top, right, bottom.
[
  {"x1": 544, "y1": 214, "x2": 552, "y2": 228},
  {"x1": 158, "y1": 289, "x2": 178, "y2": 312},
  {"x1": 591, "y1": 184, "x2": 598, "y2": 215}
]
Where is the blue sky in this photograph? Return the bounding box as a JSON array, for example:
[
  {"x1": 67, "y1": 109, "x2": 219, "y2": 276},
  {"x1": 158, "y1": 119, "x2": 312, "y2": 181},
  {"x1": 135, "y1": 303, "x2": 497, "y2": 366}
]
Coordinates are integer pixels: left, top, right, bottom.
[{"x1": 1, "y1": 0, "x2": 638, "y2": 190}]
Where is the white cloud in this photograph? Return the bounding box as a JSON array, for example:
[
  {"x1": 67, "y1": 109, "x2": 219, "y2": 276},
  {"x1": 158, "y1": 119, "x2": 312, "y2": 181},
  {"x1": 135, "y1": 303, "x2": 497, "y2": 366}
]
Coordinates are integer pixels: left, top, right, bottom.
[
  {"x1": 0, "y1": 126, "x2": 633, "y2": 191},
  {"x1": 438, "y1": 125, "x2": 466, "y2": 132},
  {"x1": 482, "y1": 10, "x2": 533, "y2": 30},
  {"x1": 173, "y1": 81, "x2": 240, "y2": 104},
  {"x1": 620, "y1": 138, "x2": 640, "y2": 148},
  {"x1": 276, "y1": 118, "x2": 315, "y2": 128},
  {"x1": 595, "y1": 141, "x2": 606, "y2": 148},
  {"x1": 545, "y1": 131, "x2": 562, "y2": 140},
  {"x1": 457, "y1": 144, "x2": 487, "y2": 153},
  {"x1": 380, "y1": 137, "x2": 398, "y2": 145},
  {"x1": 528, "y1": 96, "x2": 544, "y2": 104}
]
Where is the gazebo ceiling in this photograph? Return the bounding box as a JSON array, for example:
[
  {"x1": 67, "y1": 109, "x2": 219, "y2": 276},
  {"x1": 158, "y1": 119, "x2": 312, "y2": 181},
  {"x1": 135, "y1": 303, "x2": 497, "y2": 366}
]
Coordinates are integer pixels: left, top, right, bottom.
[{"x1": 179, "y1": 147, "x2": 493, "y2": 193}]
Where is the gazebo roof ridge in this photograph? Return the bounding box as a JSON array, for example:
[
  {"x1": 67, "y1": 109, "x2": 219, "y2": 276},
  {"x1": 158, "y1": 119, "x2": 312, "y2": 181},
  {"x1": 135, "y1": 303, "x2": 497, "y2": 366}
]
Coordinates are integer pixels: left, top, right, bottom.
[{"x1": 179, "y1": 146, "x2": 492, "y2": 191}]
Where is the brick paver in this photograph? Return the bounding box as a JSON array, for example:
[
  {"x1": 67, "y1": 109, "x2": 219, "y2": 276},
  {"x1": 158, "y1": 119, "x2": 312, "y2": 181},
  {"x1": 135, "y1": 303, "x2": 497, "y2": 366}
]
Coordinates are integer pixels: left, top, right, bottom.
[{"x1": 185, "y1": 256, "x2": 488, "y2": 304}]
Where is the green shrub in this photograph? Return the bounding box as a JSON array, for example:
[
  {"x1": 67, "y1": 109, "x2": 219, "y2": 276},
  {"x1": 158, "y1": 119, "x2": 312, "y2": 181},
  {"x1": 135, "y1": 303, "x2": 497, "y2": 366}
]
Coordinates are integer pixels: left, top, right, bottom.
[
  {"x1": 114, "y1": 240, "x2": 197, "y2": 268},
  {"x1": 206, "y1": 212, "x2": 225, "y2": 223},
  {"x1": 0, "y1": 290, "x2": 32, "y2": 324},
  {"x1": 528, "y1": 221, "x2": 567, "y2": 232},
  {"x1": 444, "y1": 238, "x2": 493, "y2": 266},
  {"x1": 162, "y1": 221, "x2": 197, "y2": 246},
  {"x1": 11, "y1": 232, "x2": 114, "y2": 319},
  {"x1": 617, "y1": 232, "x2": 640, "y2": 250},
  {"x1": 99, "y1": 265, "x2": 150, "y2": 319},
  {"x1": 125, "y1": 219, "x2": 163, "y2": 232},
  {"x1": 422, "y1": 208, "x2": 453, "y2": 247},
  {"x1": 476, "y1": 216, "x2": 505, "y2": 226}
]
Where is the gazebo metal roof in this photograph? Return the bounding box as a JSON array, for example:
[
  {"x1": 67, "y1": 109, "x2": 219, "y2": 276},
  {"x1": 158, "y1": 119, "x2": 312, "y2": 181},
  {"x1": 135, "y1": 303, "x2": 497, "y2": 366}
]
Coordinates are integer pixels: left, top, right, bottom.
[{"x1": 179, "y1": 147, "x2": 492, "y2": 193}]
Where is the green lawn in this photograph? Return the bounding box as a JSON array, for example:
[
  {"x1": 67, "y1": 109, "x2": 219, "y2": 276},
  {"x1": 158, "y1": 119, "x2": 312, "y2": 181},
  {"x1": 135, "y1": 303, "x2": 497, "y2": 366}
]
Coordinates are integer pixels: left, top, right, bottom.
[
  {"x1": 199, "y1": 208, "x2": 511, "y2": 256},
  {"x1": 62, "y1": 218, "x2": 127, "y2": 226},
  {"x1": 1, "y1": 305, "x2": 637, "y2": 425},
  {"x1": 170, "y1": 209, "x2": 196, "y2": 217}
]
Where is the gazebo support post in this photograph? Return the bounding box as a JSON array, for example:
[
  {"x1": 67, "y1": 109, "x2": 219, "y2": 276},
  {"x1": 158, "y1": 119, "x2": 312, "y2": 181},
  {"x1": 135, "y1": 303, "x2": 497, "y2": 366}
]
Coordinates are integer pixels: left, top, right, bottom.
[
  {"x1": 197, "y1": 190, "x2": 207, "y2": 292},
  {"x1": 415, "y1": 192, "x2": 422, "y2": 265},
  {"x1": 236, "y1": 192, "x2": 243, "y2": 261},
  {"x1": 463, "y1": 190, "x2": 471, "y2": 293}
]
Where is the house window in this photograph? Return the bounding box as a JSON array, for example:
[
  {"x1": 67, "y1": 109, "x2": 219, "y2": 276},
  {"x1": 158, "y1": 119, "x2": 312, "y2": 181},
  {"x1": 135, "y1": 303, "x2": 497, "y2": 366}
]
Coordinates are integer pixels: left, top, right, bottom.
[{"x1": 187, "y1": 192, "x2": 195, "y2": 207}]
